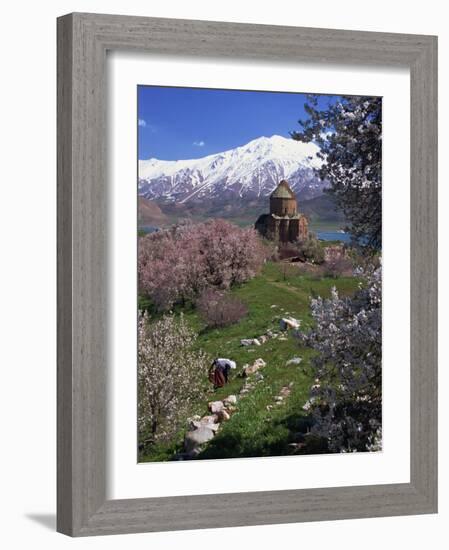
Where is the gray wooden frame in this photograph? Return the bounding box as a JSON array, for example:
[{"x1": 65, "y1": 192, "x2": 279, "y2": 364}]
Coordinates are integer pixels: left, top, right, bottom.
[{"x1": 57, "y1": 12, "x2": 438, "y2": 537}]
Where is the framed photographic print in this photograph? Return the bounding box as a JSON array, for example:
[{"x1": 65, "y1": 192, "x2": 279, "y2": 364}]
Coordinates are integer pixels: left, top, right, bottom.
[{"x1": 57, "y1": 13, "x2": 438, "y2": 536}]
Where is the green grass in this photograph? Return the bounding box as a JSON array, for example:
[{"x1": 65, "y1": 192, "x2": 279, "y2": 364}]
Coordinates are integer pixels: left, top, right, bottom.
[{"x1": 139, "y1": 261, "x2": 359, "y2": 462}]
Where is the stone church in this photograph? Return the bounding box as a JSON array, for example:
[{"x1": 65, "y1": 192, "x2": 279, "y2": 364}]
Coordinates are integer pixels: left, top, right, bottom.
[{"x1": 255, "y1": 180, "x2": 308, "y2": 242}]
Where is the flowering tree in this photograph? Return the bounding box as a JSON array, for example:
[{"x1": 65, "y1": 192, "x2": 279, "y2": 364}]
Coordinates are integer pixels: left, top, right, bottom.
[
  {"x1": 292, "y1": 95, "x2": 382, "y2": 250},
  {"x1": 138, "y1": 219, "x2": 265, "y2": 311},
  {"x1": 298, "y1": 265, "x2": 382, "y2": 452},
  {"x1": 196, "y1": 288, "x2": 248, "y2": 328},
  {"x1": 138, "y1": 311, "x2": 209, "y2": 449}
]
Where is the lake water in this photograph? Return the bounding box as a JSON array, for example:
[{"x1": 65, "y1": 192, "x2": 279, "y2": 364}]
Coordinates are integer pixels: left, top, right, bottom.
[
  {"x1": 316, "y1": 231, "x2": 351, "y2": 243},
  {"x1": 139, "y1": 225, "x2": 160, "y2": 234}
]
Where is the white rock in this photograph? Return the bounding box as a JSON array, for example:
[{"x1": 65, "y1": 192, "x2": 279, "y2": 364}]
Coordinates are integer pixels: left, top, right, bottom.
[
  {"x1": 224, "y1": 395, "x2": 237, "y2": 406},
  {"x1": 217, "y1": 409, "x2": 231, "y2": 422},
  {"x1": 190, "y1": 420, "x2": 220, "y2": 432},
  {"x1": 209, "y1": 423, "x2": 221, "y2": 432},
  {"x1": 201, "y1": 414, "x2": 218, "y2": 424},
  {"x1": 187, "y1": 419, "x2": 200, "y2": 430},
  {"x1": 184, "y1": 427, "x2": 215, "y2": 452},
  {"x1": 186, "y1": 415, "x2": 201, "y2": 426},
  {"x1": 240, "y1": 339, "x2": 253, "y2": 346},
  {"x1": 241, "y1": 337, "x2": 262, "y2": 346},
  {"x1": 208, "y1": 400, "x2": 225, "y2": 414},
  {"x1": 286, "y1": 357, "x2": 302, "y2": 366},
  {"x1": 243, "y1": 357, "x2": 267, "y2": 376},
  {"x1": 280, "y1": 317, "x2": 301, "y2": 330}
]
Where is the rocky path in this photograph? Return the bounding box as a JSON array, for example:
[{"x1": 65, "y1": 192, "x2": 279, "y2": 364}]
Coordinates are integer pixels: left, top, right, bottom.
[
  {"x1": 175, "y1": 317, "x2": 304, "y2": 460},
  {"x1": 175, "y1": 356, "x2": 272, "y2": 460}
]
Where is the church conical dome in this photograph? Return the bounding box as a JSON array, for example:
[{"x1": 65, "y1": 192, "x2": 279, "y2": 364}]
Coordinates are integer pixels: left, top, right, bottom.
[
  {"x1": 270, "y1": 180, "x2": 297, "y2": 216},
  {"x1": 270, "y1": 180, "x2": 296, "y2": 200}
]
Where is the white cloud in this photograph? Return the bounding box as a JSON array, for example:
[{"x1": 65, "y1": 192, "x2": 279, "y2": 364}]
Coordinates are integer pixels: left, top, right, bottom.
[
  {"x1": 193, "y1": 140, "x2": 205, "y2": 147},
  {"x1": 138, "y1": 118, "x2": 157, "y2": 132}
]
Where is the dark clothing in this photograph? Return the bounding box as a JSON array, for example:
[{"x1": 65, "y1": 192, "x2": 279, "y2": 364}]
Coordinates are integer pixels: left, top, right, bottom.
[
  {"x1": 220, "y1": 363, "x2": 232, "y2": 383},
  {"x1": 211, "y1": 368, "x2": 226, "y2": 388}
]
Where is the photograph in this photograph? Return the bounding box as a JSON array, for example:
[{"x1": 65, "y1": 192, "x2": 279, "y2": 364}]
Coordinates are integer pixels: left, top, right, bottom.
[
  {"x1": 0, "y1": 2, "x2": 440, "y2": 543},
  {"x1": 137, "y1": 85, "x2": 382, "y2": 462}
]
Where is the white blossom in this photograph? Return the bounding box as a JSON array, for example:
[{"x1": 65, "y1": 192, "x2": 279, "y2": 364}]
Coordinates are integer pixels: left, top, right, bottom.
[
  {"x1": 138, "y1": 311, "x2": 209, "y2": 449},
  {"x1": 298, "y1": 265, "x2": 382, "y2": 452}
]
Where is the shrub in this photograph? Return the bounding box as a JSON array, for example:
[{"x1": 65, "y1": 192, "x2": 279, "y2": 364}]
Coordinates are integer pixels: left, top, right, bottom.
[
  {"x1": 261, "y1": 238, "x2": 280, "y2": 262},
  {"x1": 298, "y1": 264, "x2": 382, "y2": 452},
  {"x1": 274, "y1": 235, "x2": 325, "y2": 264},
  {"x1": 296, "y1": 235, "x2": 325, "y2": 264},
  {"x1": 278, "y1": 242, "x2": 300, "y2": 261},
  {"x1": 196, "y1": 288, "x2": 248, "y2": 328},
  {"x1": 322, "y1": 257, "x2": 353, "y2": 278},
  {"x1": 138, "y1": 311, "x2": 208, "y2": 450}
]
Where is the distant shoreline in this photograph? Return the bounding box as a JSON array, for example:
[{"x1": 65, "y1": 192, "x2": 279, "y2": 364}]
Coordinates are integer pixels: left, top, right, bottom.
[{"x1": 138, "y1": 224, "x2": 350, "y2": 244}]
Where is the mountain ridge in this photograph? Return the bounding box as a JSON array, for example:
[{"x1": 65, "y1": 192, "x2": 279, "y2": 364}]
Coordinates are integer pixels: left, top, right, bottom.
[{"x1": 138, "y1": 135, "x2": 328, "y2": 204}]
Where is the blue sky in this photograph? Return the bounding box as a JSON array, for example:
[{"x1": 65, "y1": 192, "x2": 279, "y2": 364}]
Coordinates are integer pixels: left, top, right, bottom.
[{"x1": 137, "y1": 86, "x2": 341, "y2": 161}]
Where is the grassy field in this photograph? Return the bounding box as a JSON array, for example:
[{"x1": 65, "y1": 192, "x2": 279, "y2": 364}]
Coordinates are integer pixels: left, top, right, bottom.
[{"x1": 139, "y1": 261, "x2": 360, "y2": 462}]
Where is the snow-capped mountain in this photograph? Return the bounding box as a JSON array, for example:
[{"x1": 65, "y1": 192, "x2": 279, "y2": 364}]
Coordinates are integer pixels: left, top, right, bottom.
[{"x1": 138, "y1": 135, "x2": 327, "y2": 204}]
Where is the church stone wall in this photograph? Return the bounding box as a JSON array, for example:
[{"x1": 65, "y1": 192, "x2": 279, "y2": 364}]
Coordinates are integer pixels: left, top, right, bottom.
[
  {"x1": 255, "y1": 214, "x2": 309, "y2": 243},
  {"x1": 279, "y1": 218, "x2": 289, "y2": 242},
  {"x1": 270, "y1": 197, "x2": 297, "y2": 217}
]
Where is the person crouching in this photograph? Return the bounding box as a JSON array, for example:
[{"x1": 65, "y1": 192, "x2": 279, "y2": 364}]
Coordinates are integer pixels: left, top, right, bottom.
[{"x1": 208, "y1": 358, "x2": 236, "y2": 389}]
